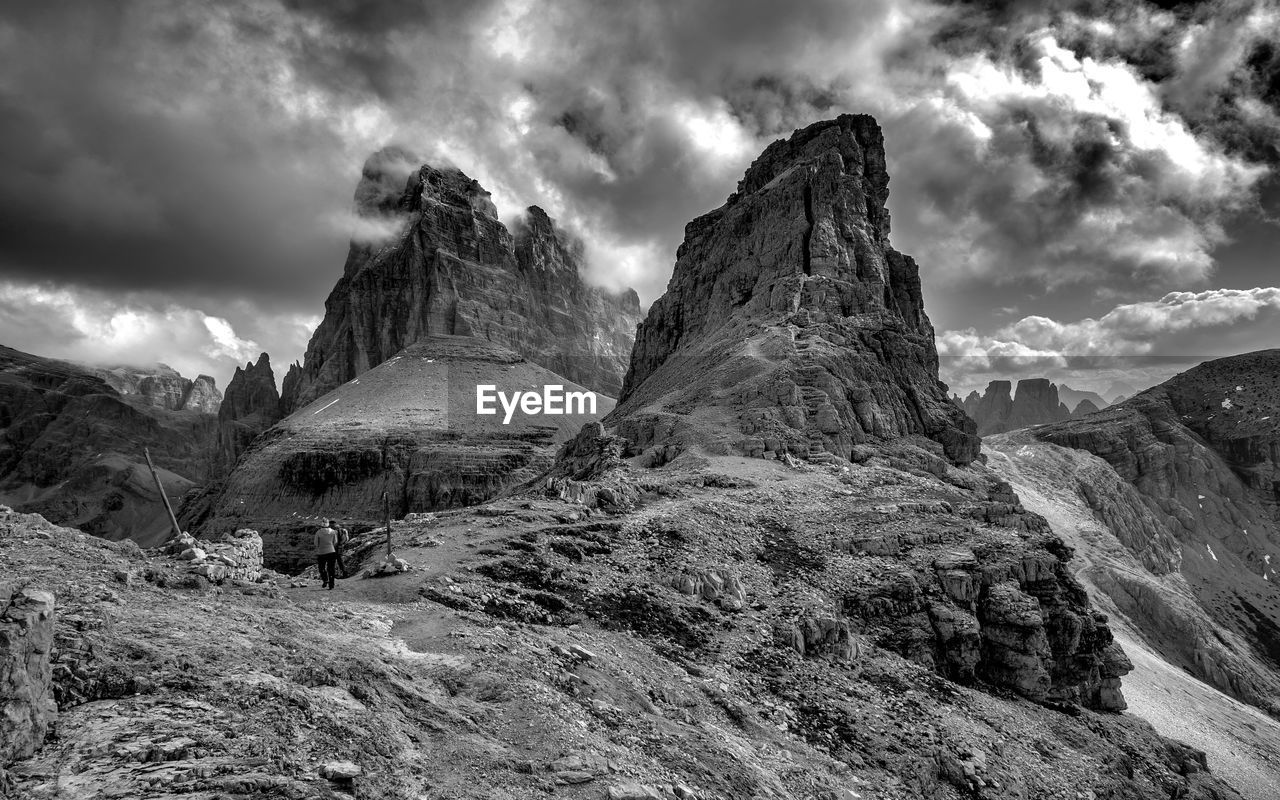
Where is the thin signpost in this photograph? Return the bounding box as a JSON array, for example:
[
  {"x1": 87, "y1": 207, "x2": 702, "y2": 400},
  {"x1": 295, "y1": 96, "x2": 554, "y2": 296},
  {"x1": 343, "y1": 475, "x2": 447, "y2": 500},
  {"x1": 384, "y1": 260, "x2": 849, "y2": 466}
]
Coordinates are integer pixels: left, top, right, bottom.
[
  {"x1": 382, "y1": 490, "x2": 392, "y2": 558},
  {"x1": 144, "y1": 447, "x2": 182, "y2": 540}
]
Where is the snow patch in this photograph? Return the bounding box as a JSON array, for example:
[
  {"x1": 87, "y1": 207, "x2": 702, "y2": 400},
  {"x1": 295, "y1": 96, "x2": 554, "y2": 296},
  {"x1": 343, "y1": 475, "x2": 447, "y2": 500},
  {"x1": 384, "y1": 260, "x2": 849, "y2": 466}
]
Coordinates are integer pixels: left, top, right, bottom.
[
  {"x1": 1220, "y1": 398, "x2": 1233, "y2": 410},
  {"x1": 1205, "y1": 543, "x2": 1218, "y2": 562}
]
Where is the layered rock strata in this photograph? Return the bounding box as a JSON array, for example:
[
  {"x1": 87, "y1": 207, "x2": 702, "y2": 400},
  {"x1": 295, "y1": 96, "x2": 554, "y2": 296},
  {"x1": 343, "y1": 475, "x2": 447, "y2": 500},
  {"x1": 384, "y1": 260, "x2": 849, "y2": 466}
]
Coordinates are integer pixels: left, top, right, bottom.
[
  {"x1": 1005, "y1": 350, "x2": 1280, "y2": 716},
  {"x1": 279, "y1": 149, "x2": 642, "y2": 413},
  {"x1": 184, "y1": 336, "x2": 612, "y2": 571},
  {"x1": 609, "y1": 115, "x2": 978, "y2": 465}
]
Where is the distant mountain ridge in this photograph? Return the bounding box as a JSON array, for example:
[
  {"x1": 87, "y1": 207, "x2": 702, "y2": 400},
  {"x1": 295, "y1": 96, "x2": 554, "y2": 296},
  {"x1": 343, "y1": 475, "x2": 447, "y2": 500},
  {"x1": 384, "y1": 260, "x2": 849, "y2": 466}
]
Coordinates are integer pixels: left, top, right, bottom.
[
  {"x1": 958, "y1": 378, "x2": 1108, "y2": 435},
  {"x1": 88, "y1": 363, "x2": 222, "y2": 414},
  {"x1": 0, "y1": 345, "x2": 217, "y2": 545},
  {"x1": 989, "y1": 349, "x2": 1280, "y2": 720}
]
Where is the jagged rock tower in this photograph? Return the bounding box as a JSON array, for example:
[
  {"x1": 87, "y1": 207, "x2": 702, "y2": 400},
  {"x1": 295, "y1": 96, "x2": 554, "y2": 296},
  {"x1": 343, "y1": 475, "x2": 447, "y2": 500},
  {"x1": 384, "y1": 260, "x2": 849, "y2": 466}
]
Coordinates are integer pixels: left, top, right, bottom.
[
  {"x1": 611, "y1": 114, "x2": 978, "y2": 464},
  {"x1": 279, "y1": 147, "x2": 642, "y2": 413},
  {"x1": 215, "y1": 353, "x2": 282, "y2": 471}
]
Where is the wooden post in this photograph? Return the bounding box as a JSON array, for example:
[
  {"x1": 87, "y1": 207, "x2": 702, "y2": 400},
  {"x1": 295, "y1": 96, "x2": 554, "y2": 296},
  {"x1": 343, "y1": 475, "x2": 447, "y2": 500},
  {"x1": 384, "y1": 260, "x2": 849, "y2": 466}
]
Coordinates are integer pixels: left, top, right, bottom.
[
  {"x1": 382, "y1": 491, "x2": 392, "y2": 558},
  {"x1": 144, "y1": 447, "x2": 182, "y2": 540}
]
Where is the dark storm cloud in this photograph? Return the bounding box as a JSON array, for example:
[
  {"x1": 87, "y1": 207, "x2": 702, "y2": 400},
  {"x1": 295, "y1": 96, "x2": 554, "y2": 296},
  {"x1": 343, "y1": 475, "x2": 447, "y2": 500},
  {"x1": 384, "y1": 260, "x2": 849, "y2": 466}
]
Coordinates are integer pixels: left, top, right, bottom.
[{"x1": 0, "y1": 0, "x2": 1278, "y2": 388}]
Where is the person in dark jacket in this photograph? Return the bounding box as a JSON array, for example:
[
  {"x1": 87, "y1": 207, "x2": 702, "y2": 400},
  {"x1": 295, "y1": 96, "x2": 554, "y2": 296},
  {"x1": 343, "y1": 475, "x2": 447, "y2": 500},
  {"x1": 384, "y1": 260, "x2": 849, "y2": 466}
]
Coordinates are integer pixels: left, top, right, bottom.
[
  {"x1": 314, "y1": 518, "x2": 339, "y2": 590},
  {"x1": 335, "y1": 523, "x2": 351, "y2": 578}
]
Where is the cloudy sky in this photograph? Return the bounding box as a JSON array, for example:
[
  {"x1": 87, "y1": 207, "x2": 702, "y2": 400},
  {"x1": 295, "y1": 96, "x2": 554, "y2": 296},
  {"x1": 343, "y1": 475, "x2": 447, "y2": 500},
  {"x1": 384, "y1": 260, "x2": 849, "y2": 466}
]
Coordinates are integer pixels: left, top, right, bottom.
[{"x1": 0, "y1": 0, "x2": 1277, "y2": 396}]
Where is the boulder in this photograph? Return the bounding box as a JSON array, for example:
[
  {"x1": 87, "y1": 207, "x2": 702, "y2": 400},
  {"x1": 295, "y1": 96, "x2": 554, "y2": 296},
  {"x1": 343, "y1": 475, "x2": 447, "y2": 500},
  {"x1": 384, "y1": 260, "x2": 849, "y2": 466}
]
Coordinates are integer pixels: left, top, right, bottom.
[
  {"x1": 320, "y1": 761, "x2": 362, "y2": 781},
  {"x1": 1, "y1": 587, "x2": 56, "y2": 763}
]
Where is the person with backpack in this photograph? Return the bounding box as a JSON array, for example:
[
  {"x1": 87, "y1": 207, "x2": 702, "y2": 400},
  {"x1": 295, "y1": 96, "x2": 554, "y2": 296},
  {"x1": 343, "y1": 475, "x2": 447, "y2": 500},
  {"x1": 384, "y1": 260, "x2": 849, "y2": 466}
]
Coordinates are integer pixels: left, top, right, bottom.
[
  {"x1": 314, "y1": 518, "x2": 339, "y2": 590},
  {"x1": 335, "y1": 523, "x2": 351, "y2": 579}
]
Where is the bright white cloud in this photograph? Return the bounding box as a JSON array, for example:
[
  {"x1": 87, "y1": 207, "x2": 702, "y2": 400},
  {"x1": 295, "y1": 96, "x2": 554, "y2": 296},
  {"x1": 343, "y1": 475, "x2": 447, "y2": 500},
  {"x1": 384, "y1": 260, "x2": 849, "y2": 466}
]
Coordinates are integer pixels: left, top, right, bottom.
[
  {"x1": 0, "y1": 281, "x2": 306, "y2": 387},
  {"x1": 940, "y1": 287, "x2": 1280, "y2": 362}
]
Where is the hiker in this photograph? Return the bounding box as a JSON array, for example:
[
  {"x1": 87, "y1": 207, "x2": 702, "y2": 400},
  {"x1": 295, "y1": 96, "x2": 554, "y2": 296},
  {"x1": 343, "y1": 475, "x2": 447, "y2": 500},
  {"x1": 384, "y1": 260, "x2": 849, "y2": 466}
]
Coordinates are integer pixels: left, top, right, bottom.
[
  {"x1": 335, "y1": 522, "x2": 350, "y2": 579},
  {"x1": 314, "y1": 518, "x2": 339, "y2": 590}
]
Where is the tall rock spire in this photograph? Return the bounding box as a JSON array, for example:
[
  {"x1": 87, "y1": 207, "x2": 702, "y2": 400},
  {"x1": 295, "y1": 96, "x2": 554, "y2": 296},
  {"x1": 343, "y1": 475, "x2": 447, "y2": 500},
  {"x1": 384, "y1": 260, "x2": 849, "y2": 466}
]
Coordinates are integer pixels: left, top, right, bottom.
[
  {"x1": 278, "y1": 150, "x2": 642, "y2": 413},
  {"x1": 612, "y1": 114, "x2": 978, "y2": 464},
  {"x1": 216, "y1": 353, "x2": 281, "y2": 471}
]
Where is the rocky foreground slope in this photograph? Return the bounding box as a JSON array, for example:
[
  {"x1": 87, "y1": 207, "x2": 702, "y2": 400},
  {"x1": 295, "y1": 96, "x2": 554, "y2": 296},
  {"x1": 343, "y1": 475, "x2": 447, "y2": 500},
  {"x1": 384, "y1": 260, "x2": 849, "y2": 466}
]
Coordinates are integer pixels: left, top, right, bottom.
[
  {"x1": 0, "y1": 345, "x2": 217, "y2": 546},
  {"x1": 279, "y1": 147, "x2": 642, "y2": 414},
  {"x1": 1, "y1": 447, "x2": 1248, "y2": 799},
  {"x1": 985, "y1": 351, "x2": 1280, "y2": 720},
  {"x1": 613, "y1": 116, "x2": 976, "y2": 466},
  {"x1": 184, "y1": 336, "x2": 612, "y2": 571}
]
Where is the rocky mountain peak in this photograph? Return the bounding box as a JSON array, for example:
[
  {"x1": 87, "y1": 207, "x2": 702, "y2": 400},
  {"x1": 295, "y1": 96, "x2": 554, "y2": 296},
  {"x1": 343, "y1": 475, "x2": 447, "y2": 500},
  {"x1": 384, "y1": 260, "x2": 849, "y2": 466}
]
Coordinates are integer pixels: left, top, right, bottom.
[
  {"x1": 405, "y1": 163, "x2": 499, "y2": 219},
  {"x1": 732, "y1": 113, "x2": 891, "y2": 241},
  {"x1": 281, "y1": 150, "x2": 642, "y2": 413},
  {"x1": 612, "y1": 114, "x2": 978, "y2": 465},
  {"x1": 514, "y1": 205, "x2": 584, "y2": 279},
  {"x1": 352, "y1": 145, "x2": 420, "y2": 218},
  {"x1": 961, "y1": 378, "x2": 1071, "y2": 435},
  {"x1": 215, "y1": 352, "x2": 282, "y2": 472}
]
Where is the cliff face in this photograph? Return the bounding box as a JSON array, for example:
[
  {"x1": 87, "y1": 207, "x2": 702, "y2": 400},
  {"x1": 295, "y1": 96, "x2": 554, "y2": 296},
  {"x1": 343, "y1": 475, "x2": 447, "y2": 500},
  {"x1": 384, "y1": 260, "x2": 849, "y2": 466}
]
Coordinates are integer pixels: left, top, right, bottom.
[
  {"x1": 278, "y1": 150, "x2": 642, "y2": 414},
  {"x1": 185, "y1": 336, "x2": 612, "y2": 571},
  {"x1": 0, "y1": 346, "x2": 216, "y2": 546},
  {"x1": 611, "y1": 115, "x2": 978, "y2": 465},
  {"x1": 1017, "y1": 350, "x2": 1280, "y2": 716},
  {"x1": 215, "y1": 353, "x2": 282, "y2": 472}
]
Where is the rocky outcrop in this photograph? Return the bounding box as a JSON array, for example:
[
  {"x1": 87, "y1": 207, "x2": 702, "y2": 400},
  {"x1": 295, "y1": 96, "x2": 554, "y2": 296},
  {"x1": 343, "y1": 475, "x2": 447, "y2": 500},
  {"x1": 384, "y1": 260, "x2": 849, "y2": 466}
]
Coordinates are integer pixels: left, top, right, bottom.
[
  {"x1": 92, "y1": 363, "x2": 222, "y2": 413},
  {"x1": 158, "y1": 529, "x2": 264, "y2": 584},
  {"x1": 184, "y1": 336, "x2": 613, "y2": 571},
  {"x1": 216, "y1": 353, "x2": 282, "y2": 472},
  {"x1": 609, "y1": 115, "x2": 978, "y2": 465},
  {"x1": 1011, "y1": 350, "x2": 1280, "y2": 717},
  {"x1": 961, "y1": 378, "x2": 1072, "y2": 435},
  {"x1": 843, "y1": 528, "x2": 1131, "y2": 711},
  {"x1": 0, "y1": 345, "x2": 216, "y2": 547},
  {"x1": 278, "y1": 149, "x2": 642, "y2": 414},
  {"x1": 1, "y1": 586, "x2": 56, "y2": 764}
]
